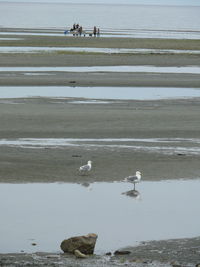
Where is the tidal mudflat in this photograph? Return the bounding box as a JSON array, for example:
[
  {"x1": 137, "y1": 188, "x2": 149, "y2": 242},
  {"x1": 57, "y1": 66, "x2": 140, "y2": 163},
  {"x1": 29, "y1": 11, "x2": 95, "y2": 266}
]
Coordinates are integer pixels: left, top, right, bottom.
[
  {"x1": 1, "y1": 35, "x2": 200, "y2": 88},
  {"x1": 0, "y1": 27, "x2": 200, "y2": 266}
]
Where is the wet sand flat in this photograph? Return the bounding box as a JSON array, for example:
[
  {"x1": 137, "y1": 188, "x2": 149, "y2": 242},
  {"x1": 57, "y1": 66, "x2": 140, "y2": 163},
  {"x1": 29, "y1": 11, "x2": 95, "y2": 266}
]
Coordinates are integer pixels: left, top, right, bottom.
[
  {"x1": 1, "y1": 31, "x2": 200, "y2": 87},
  {"x1": 1, "y1": 52, "x2": 200, "y2": 67},
  {"x1": 1, "y1": 31, "x2": 199, "y2": 183},
  {"x1": 1, "y1": 32, "x2": 200, "y2": 49},
  {"x1": 1, "y1": 72, "x2": 200, "y2": 87},
  {"x1": 0, "y1": 98, "x2": 200, "y2": 183},
  {"x1": 0, "y1": 28, "x2": 200, "y2": 266}
]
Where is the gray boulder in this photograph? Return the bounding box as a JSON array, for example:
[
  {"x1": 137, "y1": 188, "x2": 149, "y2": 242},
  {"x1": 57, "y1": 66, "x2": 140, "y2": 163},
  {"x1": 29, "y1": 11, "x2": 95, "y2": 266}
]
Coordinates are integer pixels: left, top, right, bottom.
[{"x1": 60, "y1": 233, "x2": 98, "y2": 255}]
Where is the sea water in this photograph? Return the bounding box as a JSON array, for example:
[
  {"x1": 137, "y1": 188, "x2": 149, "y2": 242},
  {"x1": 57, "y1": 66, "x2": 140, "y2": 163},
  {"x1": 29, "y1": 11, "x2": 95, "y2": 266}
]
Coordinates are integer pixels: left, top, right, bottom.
[{"x1": 0, "y1": 2, "x2": 200, "y2": 39}]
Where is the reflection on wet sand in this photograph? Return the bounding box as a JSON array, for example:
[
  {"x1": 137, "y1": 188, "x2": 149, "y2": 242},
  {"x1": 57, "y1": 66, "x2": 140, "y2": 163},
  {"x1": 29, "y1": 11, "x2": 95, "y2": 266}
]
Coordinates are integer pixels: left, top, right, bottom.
[{"x1": 81, "y1": 182, "x2": 91, "y2": 188}]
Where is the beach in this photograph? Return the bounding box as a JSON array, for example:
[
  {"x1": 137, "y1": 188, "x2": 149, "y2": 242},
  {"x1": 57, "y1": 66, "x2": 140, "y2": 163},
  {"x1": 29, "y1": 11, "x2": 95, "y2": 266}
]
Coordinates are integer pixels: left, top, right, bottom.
[
  {"x1": 0, "y1": 34, "x2": 200, "y2": 88},
  {"x1": 0, "y1": 96, "x2": 200, "y2": 184},
  {"x1": 0, "y1": 35, "x2": 200, "y2": 88},
  {"x1": 0, "y1": 26, "x2": 200, "y2": 266}
]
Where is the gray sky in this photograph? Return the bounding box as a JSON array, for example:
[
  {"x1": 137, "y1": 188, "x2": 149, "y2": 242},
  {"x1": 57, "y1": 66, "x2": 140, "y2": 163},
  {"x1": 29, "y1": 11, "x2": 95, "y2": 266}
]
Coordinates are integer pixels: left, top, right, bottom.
[{"x1": 2, "y1": 0, "x2": 200, "y2": 6}]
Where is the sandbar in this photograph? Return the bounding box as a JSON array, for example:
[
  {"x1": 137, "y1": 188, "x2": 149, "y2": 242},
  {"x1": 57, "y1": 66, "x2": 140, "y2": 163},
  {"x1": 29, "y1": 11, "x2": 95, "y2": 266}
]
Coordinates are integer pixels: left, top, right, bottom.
[{"x1": 0, "y1": 28, "x2": 200, "y2": 267}]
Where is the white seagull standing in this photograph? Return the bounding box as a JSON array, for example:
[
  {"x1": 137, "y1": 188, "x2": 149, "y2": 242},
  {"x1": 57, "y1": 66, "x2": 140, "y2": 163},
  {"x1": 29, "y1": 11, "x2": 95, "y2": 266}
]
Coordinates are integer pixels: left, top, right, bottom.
[
  {"x1": 79, "y1": 160, "x2": 92, "y2": 175},
  {"x1": 124, "y1": 171, "x2": 142, "y2": 190}
]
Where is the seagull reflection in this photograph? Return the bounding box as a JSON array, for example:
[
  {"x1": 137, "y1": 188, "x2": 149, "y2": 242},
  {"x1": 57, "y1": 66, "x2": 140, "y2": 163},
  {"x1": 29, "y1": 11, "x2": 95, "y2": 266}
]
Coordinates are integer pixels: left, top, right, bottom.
[
  {"x1": 80, "y1": 182, "x2": 92, "y2": 191},
  {"x1": 81, "y1": 182, "x2": 90, "y2": 188},
  {"x1": 122, "y1": 189, "x2": 141, "y2": 200}
]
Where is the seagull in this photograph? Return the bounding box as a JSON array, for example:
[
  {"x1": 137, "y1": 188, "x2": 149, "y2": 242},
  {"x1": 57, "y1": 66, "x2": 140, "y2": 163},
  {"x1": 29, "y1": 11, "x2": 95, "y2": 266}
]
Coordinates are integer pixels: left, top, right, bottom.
[
  {"x1": 79, "y1": 160, "x2": 92, "y2": 175},
  {"x1": 124, "y1": 171, "x2": 142, "y2": 190}
]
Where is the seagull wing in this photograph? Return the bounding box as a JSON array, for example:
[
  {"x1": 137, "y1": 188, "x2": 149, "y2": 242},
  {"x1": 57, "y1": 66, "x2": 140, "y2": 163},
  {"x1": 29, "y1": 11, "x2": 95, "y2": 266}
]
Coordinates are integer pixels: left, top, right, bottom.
[
  {"x1": 126, "y1": 175, "x2": 138, "y2": 183},
  {"x1": 80, "y1": 164, "x2": 90, "y2": 171}
]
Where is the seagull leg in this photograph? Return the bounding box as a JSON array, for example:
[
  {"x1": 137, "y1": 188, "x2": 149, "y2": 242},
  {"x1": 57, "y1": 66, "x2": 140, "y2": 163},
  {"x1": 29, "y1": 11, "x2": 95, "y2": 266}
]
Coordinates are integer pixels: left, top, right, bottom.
[{"x1": 134, "y1": 183, "x2": 135, "y2": 190}]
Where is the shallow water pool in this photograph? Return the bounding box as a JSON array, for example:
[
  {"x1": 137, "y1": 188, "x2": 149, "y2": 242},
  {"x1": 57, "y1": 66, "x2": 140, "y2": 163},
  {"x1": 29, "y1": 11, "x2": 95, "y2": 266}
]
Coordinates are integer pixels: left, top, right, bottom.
[
  {"x1": 1, "y1": 46, "x2": 200, "y2": 55},
  {"x1": 0, "y1": 86, "x2": 200, "y2": 100},
  {"x1": 0, "y1": 180, "x2": 199, "y2": 254},
  {"x1": 1, "y1": 65, "x2": 200, "y2": 73}
]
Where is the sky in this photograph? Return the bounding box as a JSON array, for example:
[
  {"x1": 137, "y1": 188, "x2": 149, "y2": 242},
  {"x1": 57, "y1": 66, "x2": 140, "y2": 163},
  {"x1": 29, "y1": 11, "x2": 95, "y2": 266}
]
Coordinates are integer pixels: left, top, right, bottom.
[{"x1": 2, "y1": 0, "x2": 200, "y2": 6}]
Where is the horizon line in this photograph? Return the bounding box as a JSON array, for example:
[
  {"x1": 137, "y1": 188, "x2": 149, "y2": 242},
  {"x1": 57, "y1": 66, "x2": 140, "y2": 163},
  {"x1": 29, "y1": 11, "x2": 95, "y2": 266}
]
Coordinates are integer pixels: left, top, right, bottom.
[{"x1": 1, "y1": 0, "x2": 200, "y2": 7}]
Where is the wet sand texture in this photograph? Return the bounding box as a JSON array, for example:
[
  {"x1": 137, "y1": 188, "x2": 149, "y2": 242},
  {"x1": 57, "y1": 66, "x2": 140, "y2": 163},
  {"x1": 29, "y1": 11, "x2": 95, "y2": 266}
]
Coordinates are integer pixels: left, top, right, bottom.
[
  {"x1": 0, "y1": 98, "x2": 200, "y2": 183},
  {"x1": 0, "y1": 28, "x2": 200, "y2": 267},
  {"x1": 0, "y1": 34, "x2": 200, "y2": 87}
]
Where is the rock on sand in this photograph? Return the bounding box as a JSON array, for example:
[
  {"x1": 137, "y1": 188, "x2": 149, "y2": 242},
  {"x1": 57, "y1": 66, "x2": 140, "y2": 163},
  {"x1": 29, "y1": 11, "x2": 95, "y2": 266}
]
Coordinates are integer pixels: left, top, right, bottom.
[{"x1": 60, "y1": 233, "x2": 98, "y2": 255}]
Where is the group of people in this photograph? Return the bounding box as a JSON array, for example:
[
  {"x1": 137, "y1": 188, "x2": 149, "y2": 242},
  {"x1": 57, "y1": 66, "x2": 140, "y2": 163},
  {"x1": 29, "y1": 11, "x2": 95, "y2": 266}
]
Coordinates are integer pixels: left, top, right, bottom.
[
  {"x1": 92, "y1": 26, "x2": 100, "y2": 37},
  {"x1": 66, "y1": 23, "x2": 100, "y2": 37},
  {"x1": 70, "y1": 23, "x2": 84, "y2": 36}
]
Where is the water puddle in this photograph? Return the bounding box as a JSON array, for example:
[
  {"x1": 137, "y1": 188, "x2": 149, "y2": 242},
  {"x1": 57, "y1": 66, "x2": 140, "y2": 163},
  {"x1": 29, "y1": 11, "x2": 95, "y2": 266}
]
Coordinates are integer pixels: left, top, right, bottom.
[
  {"x1": 0, "y1": 31, "x2": 64, "y2": 37},
  {"x1": 1, "y1": 46, "x2": 200, "y2": 55},
  {"x1": 0, "y1": 38, "x2": 23, "y2": 40},
  {"x1": 0, "y1": 180, "x2": 199, "y2": 254},
  {"x1": 1, "y1": 65, "x2": 200, "y2": 74},
  {"x1": 0, "y1": 138, "x2": 200, "y2": 155},
  {"x1": 0, "y1": 86, "x2": 200, "y2": 100},
  {"x1": 23, "y1": 72, "x2": 52, "y2": 76},
  {"x1": 68, "y1": 100, "x2": 112, "y2": 104}
]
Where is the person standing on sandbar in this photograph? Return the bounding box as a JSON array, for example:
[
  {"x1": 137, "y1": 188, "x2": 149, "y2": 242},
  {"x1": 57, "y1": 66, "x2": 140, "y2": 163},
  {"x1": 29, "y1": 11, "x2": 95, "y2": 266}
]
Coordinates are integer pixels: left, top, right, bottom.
[{"x1": 93, "y1": 26, "x2": 97, "y2": 36}]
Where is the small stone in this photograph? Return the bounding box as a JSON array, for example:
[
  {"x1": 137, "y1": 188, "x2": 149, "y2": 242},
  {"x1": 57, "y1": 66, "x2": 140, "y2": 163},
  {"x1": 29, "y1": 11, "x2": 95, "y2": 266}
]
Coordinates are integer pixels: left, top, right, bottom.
[
  {"x1": 46, "y1": 255, "x2": 60, "y2": 259},
  {"x1": 171, "y1": 261, "x2": 182, "y2": 267},
  {"x1": 114, "y1": 250, "x2": 131, "y2": 255},
  {"x1": 74, "y1": 249, "x2": 88, "y2": 258},
  {"x1": 31, "y1": 243, "x2": 37, "y2": 246}
]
